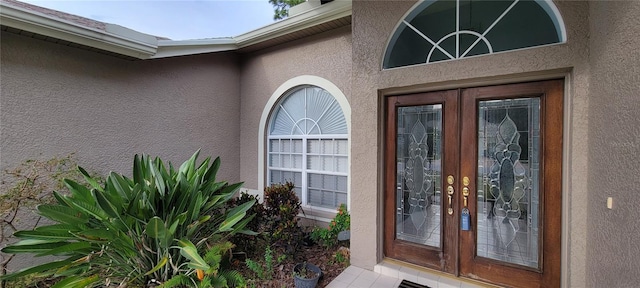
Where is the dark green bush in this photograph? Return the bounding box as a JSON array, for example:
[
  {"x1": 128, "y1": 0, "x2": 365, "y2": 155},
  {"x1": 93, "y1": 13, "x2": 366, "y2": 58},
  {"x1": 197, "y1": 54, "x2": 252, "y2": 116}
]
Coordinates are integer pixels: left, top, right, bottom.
[
  {"x1": 1, "y1": 151, "x2": 254, "y2": 287},
  {"x1": 262, "y1": 181, "x2": 304, "y2": 254}
]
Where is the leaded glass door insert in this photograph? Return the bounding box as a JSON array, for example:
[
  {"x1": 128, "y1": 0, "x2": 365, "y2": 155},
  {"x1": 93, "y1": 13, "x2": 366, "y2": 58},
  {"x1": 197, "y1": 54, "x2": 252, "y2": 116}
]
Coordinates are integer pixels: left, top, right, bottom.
[
  {"x1": 385, "y1": 80, "x2": 563, "y2": 287},
  {"x1": 396, "y1": 104, "x2": 443, "y2": 247},
  {"x1": 476, "y1": 98, "x2": 540, "y2": 268}
]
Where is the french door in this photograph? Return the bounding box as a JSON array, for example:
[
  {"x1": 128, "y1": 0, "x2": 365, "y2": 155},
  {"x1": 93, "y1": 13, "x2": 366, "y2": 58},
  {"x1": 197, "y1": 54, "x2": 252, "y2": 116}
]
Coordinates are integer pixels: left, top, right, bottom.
[{"x1": 384, "y1": 80, "x2": 563, "y2": 287}]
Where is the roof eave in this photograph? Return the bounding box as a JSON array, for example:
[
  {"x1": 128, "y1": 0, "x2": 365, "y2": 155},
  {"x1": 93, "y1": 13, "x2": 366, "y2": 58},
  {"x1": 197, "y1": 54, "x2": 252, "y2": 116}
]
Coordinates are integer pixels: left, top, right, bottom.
[
  {"x1": 153, "y1": 0, "x2": 352, "y2": 58},
  {"x1": 234, "y1": 0, "x2": 352, "y2": 48},
  {"x1": 0, "y1": 2, "x2": 158, "y2": 59},
  {"x1": 153, "y1": 39, "x2": 237, "y2": 59},
  {"x1": 1, "y1": 0, "x2": 352, "y2": 59}
]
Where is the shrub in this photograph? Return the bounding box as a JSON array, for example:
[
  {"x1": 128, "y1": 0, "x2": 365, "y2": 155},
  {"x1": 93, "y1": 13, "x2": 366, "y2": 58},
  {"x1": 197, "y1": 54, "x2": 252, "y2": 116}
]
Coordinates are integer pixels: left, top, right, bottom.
[
  {"x1": 226, "y1": 192, "x2": 265, "y2": 255},
  {"x1": 310, "y1": 203, "x2": 350, "y2": 247},
  {"x1": 1, "y1": 151, "x2": 254, "y2": 287},
  {"x1": 262, "y1": 182, "x2": 303, "y2": 253},
  {"x1": 161, "y1": 241, "x2": 246, "y2": 288}
]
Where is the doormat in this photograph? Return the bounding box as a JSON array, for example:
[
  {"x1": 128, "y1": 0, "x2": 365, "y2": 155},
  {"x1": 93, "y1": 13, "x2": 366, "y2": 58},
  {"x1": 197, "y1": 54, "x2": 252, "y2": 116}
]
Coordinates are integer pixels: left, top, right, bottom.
[{"x1": 397, "y1": 279, "x2": 431, "y2": 288}]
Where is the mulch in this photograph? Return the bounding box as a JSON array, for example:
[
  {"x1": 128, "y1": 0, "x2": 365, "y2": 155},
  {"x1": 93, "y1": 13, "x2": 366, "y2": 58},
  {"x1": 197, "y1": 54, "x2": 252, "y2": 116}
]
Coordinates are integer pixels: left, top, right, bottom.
[{"x1": 235, "y1": 242, "x2": 349, "y2": 288}]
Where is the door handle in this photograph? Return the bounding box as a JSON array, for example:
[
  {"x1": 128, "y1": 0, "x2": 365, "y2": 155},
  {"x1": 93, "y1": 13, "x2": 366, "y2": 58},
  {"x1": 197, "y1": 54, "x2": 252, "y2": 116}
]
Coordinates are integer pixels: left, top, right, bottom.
[
  {"x1": 462, "y1": 176, "x2": 470, "y2": 208},
  {"x1": 447, "y1": 175, "x2": 454, "y2": 215}
]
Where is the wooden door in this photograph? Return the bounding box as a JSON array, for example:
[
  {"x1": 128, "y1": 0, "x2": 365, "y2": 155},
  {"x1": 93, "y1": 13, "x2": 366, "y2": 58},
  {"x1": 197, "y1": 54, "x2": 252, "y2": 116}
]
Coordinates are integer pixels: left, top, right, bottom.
[{"x1": 384, "y1": 80, "x2": 563, "y2": 287}]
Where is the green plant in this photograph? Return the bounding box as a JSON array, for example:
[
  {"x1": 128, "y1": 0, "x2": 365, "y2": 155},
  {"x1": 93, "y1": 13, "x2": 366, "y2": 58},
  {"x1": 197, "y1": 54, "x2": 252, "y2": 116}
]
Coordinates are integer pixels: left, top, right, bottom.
[
  {"x1": 262, "y1": 182, "x2": 303, "y2": 253},
  {"x1": 310, "y1": 203, "x2": 350, "y2": 247},
  {"x1": 227, "y1": 192, "x2": 265, "y2": 255},
  {"x1": 333, "y1": 246, "x2": 350, "y2": 267},
  {"x1": 292, "y1": 262, "x2": 319, "y2": 279},
  {"x1": 245, "y1": 245, "x2": 282, "y2": 281},
  {"x1": 161, "y1": 241, "x2": 246, "y2": 288},
  {"x1": 0, "y1": 154, "x2": 101, "y2": 288},
  {"x1": 1, "y1": 151, "x2": 255, "y2": 287},
  {"x1": 268, "y1": 0, "x2": 304, "y2": 20}
]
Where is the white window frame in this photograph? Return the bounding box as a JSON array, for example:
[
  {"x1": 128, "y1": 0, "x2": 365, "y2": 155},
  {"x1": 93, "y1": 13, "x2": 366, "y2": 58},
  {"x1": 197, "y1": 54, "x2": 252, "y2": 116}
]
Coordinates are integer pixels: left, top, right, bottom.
[{"x1": 258, "y1": 75, "x2": 351, "y2": 212}]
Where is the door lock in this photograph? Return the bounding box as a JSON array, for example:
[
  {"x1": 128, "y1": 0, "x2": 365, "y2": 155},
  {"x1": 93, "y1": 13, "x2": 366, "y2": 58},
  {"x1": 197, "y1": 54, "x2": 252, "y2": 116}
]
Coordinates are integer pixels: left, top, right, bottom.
[{"x1": 447, "y1": 175, "x2": 454, "y2": 215}]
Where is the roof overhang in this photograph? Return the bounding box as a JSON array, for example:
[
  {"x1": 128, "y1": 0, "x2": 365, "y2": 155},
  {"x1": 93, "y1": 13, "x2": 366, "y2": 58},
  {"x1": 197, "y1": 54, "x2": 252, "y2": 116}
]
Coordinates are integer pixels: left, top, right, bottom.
[
  {"x1": 0, "y1": 2, "x2": 158, "y2": 59},
  {"x1": 0, "y1": 0, "x2": 352, "y2": 60}
]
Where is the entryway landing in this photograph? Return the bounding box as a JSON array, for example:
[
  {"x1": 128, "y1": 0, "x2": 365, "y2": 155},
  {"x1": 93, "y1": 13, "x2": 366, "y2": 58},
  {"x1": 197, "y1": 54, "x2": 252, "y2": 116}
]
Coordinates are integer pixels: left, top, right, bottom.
[{"x1": 327, "y1": 261, "x2": 493, "y2": 288}]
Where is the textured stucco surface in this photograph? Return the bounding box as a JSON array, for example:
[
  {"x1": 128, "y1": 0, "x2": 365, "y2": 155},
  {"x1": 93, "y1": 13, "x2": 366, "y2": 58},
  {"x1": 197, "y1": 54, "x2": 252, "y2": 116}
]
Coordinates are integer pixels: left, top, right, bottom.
[
  {"x1": 238, "y1": 26, "x2": 352, "y2": 190},
  {"x1": 586, "y1": 1, "x2": 640, "y2": 286},
  {"x1": 351, "y1": 1, "x2": 591, "y2": 286},
  {"x1": 0, "y1": 32, "x2": 241, "y2": 177},
  {"x1": 1, "y1": 31, "x2": 241, "y2": 267}
]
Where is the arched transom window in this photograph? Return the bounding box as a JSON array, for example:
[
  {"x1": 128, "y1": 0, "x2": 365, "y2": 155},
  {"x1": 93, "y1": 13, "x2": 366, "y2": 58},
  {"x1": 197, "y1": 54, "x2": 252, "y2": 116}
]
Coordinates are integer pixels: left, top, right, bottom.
[
  {"x1": 268, "y1": 85, "x2": 348, "y2": 210},
  {"x1": 383, "y1": 0, "x2": 566, "y2": 69}
]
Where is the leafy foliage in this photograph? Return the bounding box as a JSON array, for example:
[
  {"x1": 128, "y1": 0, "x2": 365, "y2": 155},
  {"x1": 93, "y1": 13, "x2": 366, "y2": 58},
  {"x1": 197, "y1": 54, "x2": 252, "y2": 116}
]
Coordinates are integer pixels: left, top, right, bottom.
[
  {"x1": 268, "y1": 0, "x2": 304, "y2": 20},
  {"x1": 1, "y1": 151, "x2": 254, "y2": 287},
  {"x1": 262, "y1": 182, "x2": 304, "y2": 253},
  {"x1": 244, "y1": 245, "x2": 283, "y2": 281},
  {"x1": 226, "y1": 193, "x2": 265, "y2": 254},
  {"x1": 0, "y1": 154, "x2": 101, "y2": 287},
  {"x1": 161, "y1": 241, "x2": 246, "y2": 288},
  {"x1": 310, "y1": 203, "x2": 350, "y2": 247}
]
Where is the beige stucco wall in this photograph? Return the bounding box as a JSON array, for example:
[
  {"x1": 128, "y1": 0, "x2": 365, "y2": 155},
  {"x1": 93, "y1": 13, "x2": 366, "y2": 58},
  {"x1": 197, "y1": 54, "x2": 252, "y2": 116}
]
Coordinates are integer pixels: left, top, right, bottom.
[
  {"x1": 238, "y1": 26, "x2": 352, "y2": 191},
  {"x1": 351, "y1": 0, "x2": 591, "y2": 286},
  {"x1": 0, "y1": 31, "x2": 241, "y2": 177},
  {"x1": 1, "y1": 31, "x2": 241, "y2": 267},
  {"x1": 587, "y1": 1, "x2": 640, "y2": 287}
]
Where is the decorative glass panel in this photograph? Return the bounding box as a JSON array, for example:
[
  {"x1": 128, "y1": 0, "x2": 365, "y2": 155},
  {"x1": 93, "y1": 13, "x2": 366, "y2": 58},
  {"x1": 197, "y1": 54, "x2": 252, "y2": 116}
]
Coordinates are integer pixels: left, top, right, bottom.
[
  {"x1": 476, "y1": 98, "x2": 540, "y2": 268},
  {"x1": 383, "y1": 0, "x2": 565, "y2": 69},
  {"x1": 270, "y1": 87, "x2": 347, "y2": 135},
  {"x1": 396, "y1": 104, "x2": 442, "y2": 247}
]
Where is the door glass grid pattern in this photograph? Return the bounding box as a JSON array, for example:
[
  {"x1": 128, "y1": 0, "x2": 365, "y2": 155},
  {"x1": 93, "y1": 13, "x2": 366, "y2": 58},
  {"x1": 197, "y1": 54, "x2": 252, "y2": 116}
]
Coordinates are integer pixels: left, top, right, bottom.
[
  {"x1": 476, "y1": 98, "x2": 540, "y2": 268},
  {"x1": 383, "y1": 0, "x2": 564, "y2": 69},
  {"x1": 267, "y1": 86, "x2": 348, "y2": 210},
  {"x1": 396, "y1": 105, "x2": 442, "y2": 247}
]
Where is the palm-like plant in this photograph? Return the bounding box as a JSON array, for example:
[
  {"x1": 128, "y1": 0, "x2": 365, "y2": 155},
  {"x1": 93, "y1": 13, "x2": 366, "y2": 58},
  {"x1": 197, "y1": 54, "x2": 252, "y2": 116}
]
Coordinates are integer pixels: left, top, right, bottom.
[
  {"x1": 1, "y1": 151, "x2": 255, "y2": 287},
  {"x1": 160, "y1": 240, "x2": 246, "y2": 288}
]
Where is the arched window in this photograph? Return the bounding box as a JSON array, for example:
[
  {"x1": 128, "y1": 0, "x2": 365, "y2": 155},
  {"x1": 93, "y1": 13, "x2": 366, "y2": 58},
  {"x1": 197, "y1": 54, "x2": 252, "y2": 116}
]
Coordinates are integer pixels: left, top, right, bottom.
[
  {"x1": 265, "y1": 83, "x2": 349, "y2": 211},
  {"x1": 383, "y1": 0, "x2": 566, "y2": 69}
]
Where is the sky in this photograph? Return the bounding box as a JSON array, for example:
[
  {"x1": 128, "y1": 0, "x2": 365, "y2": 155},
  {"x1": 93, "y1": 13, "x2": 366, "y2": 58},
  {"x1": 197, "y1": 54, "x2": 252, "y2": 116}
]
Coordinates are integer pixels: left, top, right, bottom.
[{"x1": 21, "y1": 0, "x2": 278, "y2": 40}]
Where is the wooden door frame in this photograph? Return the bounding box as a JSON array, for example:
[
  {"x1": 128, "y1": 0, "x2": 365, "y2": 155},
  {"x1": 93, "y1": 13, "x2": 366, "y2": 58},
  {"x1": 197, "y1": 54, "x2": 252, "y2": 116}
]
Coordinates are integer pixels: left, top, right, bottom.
[
  {"x1": 383, "y1": 80, "x2": 563, "y2": 287},
  {"x1": 383, "y1": 90, "x2": 460, "y2": 274},
  {"x1": 458, "y1": 80, "x2": 563, "y2": 287}
]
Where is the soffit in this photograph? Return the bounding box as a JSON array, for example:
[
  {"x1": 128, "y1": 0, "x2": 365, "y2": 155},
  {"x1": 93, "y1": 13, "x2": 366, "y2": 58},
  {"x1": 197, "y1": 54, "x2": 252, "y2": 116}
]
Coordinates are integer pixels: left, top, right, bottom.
[
  {"x1": 237, "y1": 15, "x2": 351, "y2": 53},
  {"x1": 0, "y1": 0, "x2": 352, "y2": 60}
]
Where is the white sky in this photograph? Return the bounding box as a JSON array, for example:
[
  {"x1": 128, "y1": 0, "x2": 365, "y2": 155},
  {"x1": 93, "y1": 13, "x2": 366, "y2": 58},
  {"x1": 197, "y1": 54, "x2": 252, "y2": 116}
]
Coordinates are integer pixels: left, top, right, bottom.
[{"x1": 21, "y1": 0, "x2": 278, "y2": 40}]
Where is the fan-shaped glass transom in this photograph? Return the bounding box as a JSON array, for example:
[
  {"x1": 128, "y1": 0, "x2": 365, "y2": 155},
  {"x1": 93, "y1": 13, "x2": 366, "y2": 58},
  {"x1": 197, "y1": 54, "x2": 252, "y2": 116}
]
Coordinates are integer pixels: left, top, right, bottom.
[
  {"x1": 270, "y1": 86, "x2": 347, "y2": 136},
  {"x1": 383, "y1": 0, "x2": 566, "y2": 69}
]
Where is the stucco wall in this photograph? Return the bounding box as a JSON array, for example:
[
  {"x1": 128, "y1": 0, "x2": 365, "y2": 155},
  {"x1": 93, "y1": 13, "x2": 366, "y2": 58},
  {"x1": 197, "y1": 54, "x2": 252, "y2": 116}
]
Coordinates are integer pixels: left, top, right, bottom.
[
  {"x1": 238, "y1": 26, "x2": 352, "y2": 190},
  {"x1": 0, "y1": 32, "x2": 241, "y2": 177},
  {"x1": 1, "y1": 31, "x2": 241, "y2": 267},
  {"x1": 587, "y1": 1, "x2": 640, "y2": 286},
  {"x1": 351, "y1": 1, "x2": 590, "y2": 286}
]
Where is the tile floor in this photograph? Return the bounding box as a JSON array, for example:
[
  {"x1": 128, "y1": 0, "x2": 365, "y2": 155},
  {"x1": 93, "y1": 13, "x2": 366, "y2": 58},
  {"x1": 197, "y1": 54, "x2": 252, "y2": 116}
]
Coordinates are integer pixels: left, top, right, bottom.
[{"x1": 326, "y1": 262, "x2": 489, "y2": 288}]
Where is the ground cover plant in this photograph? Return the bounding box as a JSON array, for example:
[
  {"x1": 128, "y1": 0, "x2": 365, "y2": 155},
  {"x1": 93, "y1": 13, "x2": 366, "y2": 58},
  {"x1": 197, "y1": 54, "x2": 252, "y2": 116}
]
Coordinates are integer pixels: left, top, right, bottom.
[
  {"x1": 1, "y1": 151, "x2": 254, "y2": 287},
  {"x1": 232, "y1": 182, "x2": 350, "y2": 287}
]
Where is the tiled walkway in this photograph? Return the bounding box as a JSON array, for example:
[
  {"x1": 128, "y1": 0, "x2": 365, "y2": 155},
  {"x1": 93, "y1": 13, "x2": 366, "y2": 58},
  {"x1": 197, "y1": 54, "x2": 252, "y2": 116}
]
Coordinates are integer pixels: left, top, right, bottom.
[{"x1": 326, "y1": 262, "x2": 488, "y2": 288}]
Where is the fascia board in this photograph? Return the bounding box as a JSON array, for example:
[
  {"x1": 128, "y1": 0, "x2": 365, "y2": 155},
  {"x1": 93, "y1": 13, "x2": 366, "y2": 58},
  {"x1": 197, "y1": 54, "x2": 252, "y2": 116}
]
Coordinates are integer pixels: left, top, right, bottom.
[
  {"x1": 233, "y1": 0, "x2": 352, "y2": 48},
  {"x1": 0, "y1": 2, "x2": 157, "y2": 59},
  {"x1": 0, "y1": 0, "x2": 352, "y2": 59},
  {"x1": 153, "y1": 39, "x2": 238, "y2": 59}
]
